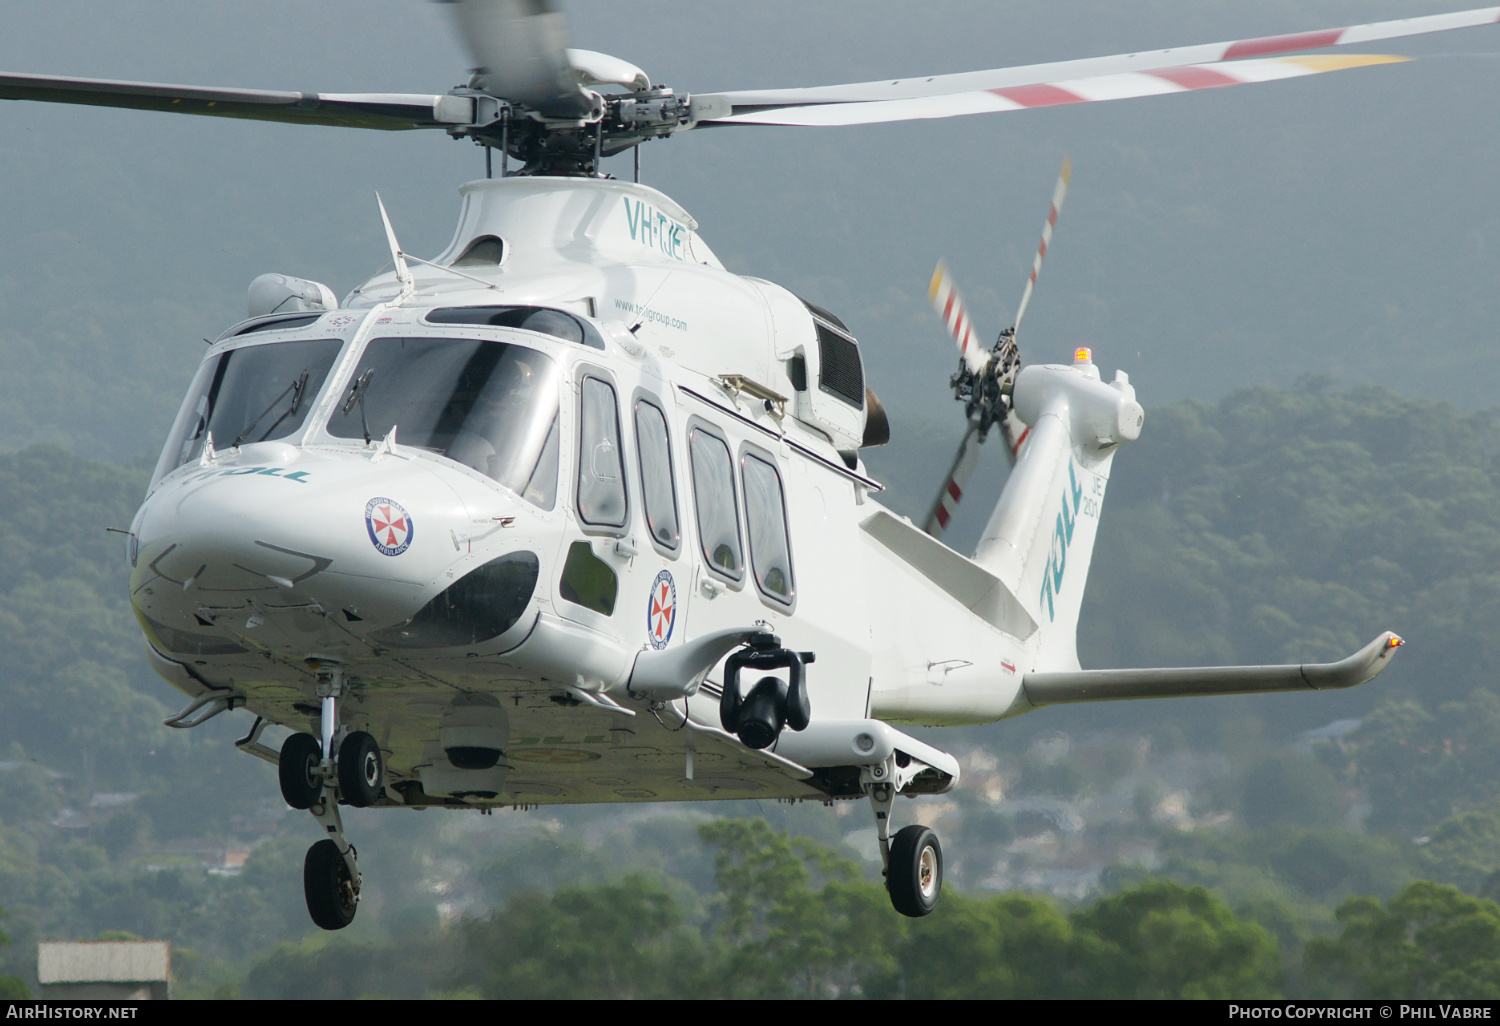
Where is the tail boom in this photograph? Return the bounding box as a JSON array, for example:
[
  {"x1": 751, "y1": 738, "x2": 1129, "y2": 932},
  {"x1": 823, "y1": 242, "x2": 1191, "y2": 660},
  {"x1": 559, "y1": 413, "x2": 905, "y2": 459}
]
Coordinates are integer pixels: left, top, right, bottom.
[{"x1": 972, "y1": 353, "x2": 1142, "y2": 671}]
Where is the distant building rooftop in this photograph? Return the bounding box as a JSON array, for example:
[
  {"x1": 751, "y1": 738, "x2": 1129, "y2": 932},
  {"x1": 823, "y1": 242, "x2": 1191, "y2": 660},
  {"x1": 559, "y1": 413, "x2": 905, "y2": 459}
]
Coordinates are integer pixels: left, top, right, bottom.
[
  {"x1": 87, "y1": 793, "x2": 138, "y2": 811},
  {"x1": 1297, "y1": 718, "x2": 1364, "y2": 744},
  {"x1": 38, "y1": 941, "x2": 170, "y2": 985}
]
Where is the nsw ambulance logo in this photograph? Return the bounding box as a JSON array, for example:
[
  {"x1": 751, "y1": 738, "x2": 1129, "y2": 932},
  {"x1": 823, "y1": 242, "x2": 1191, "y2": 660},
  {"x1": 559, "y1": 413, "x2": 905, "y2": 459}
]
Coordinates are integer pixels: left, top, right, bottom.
[
  {"x1": 647, "y1": 570, "x2": 676, "y2": 649},
  {"x1": 365, "y1": 498, "x2": 413, "y2": 556}
]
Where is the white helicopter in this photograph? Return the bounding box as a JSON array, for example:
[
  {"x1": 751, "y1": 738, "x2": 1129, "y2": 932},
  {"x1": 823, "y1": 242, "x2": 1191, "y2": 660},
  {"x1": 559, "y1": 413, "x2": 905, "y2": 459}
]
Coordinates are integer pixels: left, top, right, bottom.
[{"x1": 4, "y1": 1, "x2": 1489, "y2": 930}]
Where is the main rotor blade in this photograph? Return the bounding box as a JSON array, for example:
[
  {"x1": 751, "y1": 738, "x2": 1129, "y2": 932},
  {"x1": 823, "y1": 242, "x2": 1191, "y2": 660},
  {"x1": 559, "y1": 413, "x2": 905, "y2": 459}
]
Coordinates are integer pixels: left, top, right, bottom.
[
  {"x1": 707, "y1": 5, "x2": 1499, "y2": 114},
  {"x1": 441, "y1": 0, "x2": 595, "y2": 118},
  {"x1": 0, "y1": 73, "x2": 468, "y2": 130},
  {"x1": 703, "y1": 54, "x2": 1410, "y2": 128},
  {"x1": 1013, "y1": 156, "x2": 1072, "y2": 337}
]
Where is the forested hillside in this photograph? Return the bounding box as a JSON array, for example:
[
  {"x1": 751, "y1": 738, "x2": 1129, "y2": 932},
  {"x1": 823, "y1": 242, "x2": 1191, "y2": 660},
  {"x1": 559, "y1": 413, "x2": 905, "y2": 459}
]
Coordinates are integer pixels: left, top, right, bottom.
[
  {"x1": 1087, "y1": 380, "x2": 1500, "y2": 696},
  {"x1": 3, "y1": 382, "x2": 1500, "y2": 997}
]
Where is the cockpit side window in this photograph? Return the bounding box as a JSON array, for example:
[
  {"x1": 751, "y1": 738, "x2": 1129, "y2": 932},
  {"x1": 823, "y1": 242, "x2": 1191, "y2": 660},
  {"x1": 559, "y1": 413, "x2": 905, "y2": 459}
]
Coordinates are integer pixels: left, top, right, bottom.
[
  {"x1": 326, "y1": 337, "x2": 561, "y2": 509},
  {"x1": 688, "y1": 424, "x2": 744, "y2": 581},
  {"x1": 576, "y1": 375, "x2": 627, "y2": 529},
  {"x1": 154, "y1": 337, "x2": 342, "y2": 482},
  {"x1": 634, "y1": 398, "x2": 680, "y2": 553}
]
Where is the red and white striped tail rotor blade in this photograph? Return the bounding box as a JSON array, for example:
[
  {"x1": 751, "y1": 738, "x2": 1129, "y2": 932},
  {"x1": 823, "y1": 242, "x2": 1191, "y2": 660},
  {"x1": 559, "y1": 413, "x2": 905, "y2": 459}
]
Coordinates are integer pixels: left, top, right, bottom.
[
  {"x1": 1013, "y1": 156, "x2": 1072, "y2": 335},
  {"x1": 930, "y1": 261, "x2": 990, "y2": 374},
  {"x1": 924, "y1": 422, "x2": 983, "y2": 539}
]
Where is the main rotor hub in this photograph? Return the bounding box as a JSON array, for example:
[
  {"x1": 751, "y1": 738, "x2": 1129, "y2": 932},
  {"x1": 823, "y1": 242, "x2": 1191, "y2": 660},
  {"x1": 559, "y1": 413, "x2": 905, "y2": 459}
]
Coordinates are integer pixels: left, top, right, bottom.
[
  {"x1": 951, "y1": 328, "x2": 1021, "y2": 442},
  {"x1": 446, "y1": 86, "x2": 715, "y2": 177}
]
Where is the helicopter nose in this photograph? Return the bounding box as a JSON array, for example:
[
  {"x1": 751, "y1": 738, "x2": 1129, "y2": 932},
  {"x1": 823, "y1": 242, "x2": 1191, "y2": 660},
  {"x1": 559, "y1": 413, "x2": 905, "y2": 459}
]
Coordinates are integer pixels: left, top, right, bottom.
[{"x1": 131, "y1": 443, "x2": 480, "y2": 638}]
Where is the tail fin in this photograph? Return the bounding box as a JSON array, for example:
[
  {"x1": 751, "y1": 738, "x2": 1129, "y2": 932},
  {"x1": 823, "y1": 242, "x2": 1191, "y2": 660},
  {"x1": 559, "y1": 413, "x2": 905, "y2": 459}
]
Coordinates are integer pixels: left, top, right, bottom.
[{"x1": 972, "y1": 350, "x2": 1143, "y2": 672}]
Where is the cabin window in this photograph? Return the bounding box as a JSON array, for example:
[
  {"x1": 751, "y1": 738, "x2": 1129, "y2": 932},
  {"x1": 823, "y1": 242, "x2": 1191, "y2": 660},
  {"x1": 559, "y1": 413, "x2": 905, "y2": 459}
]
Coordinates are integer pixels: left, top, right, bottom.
[
  {"x1": 325, "y1": 337, "x2": 561, "y2": 509},
  {"x1": 576, "y1": 376, "x2": 627, "y2": 529},
  {"x1": 155, "y1": 337, "x2": 342, "y2": 481},
  {"x1": 558, "y1": 541, "x2": 617, "y2": 616},
  {"x1": 634, "y1": 399, "x2": 680, "y2": 553},
  {"x1": 741, "y1": 451, "x2": 795, "y2": 606},
  {"x1": 688, "y1": 426, "x2": 743, "y2": 580}
]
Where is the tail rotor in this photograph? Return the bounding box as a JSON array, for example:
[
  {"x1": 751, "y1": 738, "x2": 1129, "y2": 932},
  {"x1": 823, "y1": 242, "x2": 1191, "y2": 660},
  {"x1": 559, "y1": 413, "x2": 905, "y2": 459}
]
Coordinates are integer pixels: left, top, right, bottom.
[
  {"x1": 922, "y1": 156, "x2": 1073, "y2": 540},
  {"x1": 1014, "y1": 155, "x2": 1072, "y2": 338}
]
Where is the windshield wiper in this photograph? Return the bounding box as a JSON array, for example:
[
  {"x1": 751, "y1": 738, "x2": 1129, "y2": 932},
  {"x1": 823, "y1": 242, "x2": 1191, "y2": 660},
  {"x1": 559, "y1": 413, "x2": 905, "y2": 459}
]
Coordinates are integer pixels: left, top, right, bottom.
[
  {"x1": 232, "y1": 370, "x2": 308, "y2": 448},
  {"x1": 341, "y1": 368, "x2": 375, "y2": 444}
]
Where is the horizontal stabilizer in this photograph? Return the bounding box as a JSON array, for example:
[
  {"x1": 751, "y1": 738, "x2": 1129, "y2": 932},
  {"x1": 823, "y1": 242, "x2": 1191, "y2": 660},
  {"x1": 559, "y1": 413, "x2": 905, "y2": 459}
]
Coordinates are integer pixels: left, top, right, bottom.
[
  {"x1": 1021, "y1": 632, "x2": 1404, "y2": 707},
  {"x1": 862, "y1": 510, "x2": 1037, "y2": 639}
]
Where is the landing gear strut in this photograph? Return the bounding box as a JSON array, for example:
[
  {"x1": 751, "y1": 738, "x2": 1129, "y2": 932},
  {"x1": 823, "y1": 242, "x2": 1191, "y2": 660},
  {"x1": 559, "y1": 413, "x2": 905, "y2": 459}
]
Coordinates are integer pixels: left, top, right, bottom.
[{"x1": 276, "y1": 663, "x2": 377, "y2": 930}]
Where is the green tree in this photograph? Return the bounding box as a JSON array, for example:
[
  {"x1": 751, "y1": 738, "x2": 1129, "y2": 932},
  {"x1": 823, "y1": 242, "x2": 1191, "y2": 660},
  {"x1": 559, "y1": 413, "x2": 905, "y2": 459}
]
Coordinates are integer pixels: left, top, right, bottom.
[
  {"x1": 1344, "y1": 693, "x2": 1500, "y2": 839},
  {"x1": 0, "y1": 907, "x2": 29, "y2": 999},
  {"x1": 450, "y1": 874, "x2": 705, "y2": 1000},
  {"x1": 244, "y1": 937, "x2": 403, "y2": 1000},
  {"x1": 697, "y1": 818, "x2": 898, "y2": 998},
  {"x1": 1083, "y1": 385, "x2": 1500, "y2": 735},
  {"x1": 894, "y1": 891, "x2": 1075, "y2": 999},
  {"x1": 897, "y1": 879, "x2": 1280, "y2": 998},
  {"x1": 1072, "y1": 880, "x2": 1282, "y2": 999},
  {"x1": 1305, "y1": 881, "x2": 1500, "y2": 998},
  {"x1": 1419, "y1": 804, "x2": 1500, "y2": 893},
  {"x1": 1235, "y1": 751, "x2": 1346, "y2": 830}
]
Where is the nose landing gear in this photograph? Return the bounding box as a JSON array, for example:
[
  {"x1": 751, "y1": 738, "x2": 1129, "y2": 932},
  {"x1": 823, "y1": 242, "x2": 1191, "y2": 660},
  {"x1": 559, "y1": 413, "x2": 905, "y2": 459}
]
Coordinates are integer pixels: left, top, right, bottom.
[
  {"x1": 304, "y1": 837, "x2": 360, "y2": 931},
  {"x1": 276, "y1": 663, "x2": 382, "y2": 930}
]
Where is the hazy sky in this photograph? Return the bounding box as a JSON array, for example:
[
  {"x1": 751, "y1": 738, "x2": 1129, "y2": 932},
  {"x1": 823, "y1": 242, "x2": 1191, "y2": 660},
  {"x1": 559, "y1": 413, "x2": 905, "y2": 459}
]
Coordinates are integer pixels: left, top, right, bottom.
[{"x1": 1, "y1": 0, "x2": 1497, "y2": 542}]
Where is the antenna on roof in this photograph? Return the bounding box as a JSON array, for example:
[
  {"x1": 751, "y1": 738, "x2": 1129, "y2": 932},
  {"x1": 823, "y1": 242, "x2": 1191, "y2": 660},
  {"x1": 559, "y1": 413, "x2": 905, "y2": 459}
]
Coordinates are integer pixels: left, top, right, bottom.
[{"x1": 375, "y1": 192, "x2": 414, "y2": 300}]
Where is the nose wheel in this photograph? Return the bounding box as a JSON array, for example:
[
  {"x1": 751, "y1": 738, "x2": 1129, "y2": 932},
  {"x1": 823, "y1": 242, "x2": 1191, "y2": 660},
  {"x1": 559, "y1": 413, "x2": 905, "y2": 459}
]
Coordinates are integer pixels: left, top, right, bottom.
[
  {"x1": 276, "y1": 664, "x2": 376, "y2": 930},
  {"x1": 304, "y1": 838, "x2": 360, "y2": 930}
]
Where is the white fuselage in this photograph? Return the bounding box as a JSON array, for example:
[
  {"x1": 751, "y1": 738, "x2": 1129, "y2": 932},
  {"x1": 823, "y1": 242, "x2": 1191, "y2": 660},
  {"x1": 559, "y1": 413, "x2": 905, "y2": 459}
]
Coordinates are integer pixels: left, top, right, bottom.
[{"x1": 129, "y1": 177, "x2": 1084, "y2": 807}]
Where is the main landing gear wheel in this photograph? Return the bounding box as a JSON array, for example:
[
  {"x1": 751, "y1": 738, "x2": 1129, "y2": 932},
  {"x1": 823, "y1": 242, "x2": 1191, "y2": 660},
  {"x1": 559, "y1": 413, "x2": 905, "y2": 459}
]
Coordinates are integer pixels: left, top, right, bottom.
[
  {"x1": 337, "y1": 731, "x2": 384, "y2": 808},
  {"x1": 304, "y1": 838, "x2": 359, "y2": 931},
  {"x1": 278, "y1": 732, "x2": 323, "y2": 810},
  {"x1": 888, "y1": 825, "x2": 943, "y2": 918}
]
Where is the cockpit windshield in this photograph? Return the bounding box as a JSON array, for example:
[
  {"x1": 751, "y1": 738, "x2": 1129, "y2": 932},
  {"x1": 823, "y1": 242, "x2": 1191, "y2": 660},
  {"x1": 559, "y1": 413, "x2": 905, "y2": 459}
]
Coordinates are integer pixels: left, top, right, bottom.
[
  {"x1": 154, "y1": 338, "x2": 342, "y2": 482},
  {"x1": 326, "y1": 337, "x2": 561, "y2": 509}
]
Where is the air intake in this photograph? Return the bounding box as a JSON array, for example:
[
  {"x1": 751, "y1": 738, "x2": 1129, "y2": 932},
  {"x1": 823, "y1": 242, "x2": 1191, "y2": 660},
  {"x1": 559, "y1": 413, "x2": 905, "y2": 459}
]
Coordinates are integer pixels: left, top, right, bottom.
[{"x1": 816, "y1": 323, "x2": 864, "y2": 408}]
